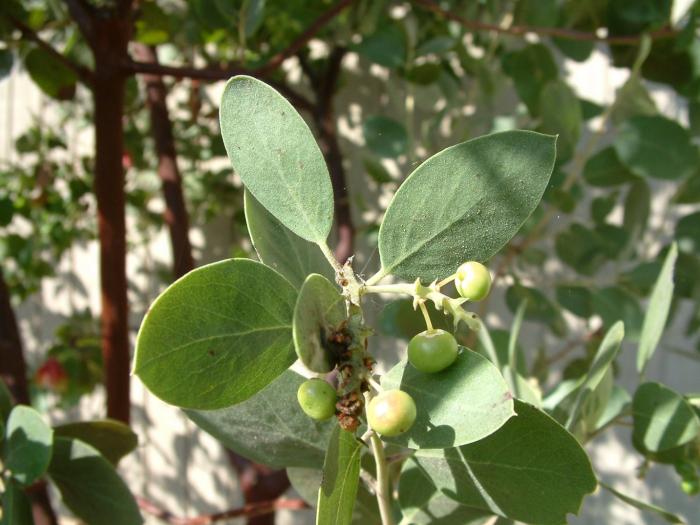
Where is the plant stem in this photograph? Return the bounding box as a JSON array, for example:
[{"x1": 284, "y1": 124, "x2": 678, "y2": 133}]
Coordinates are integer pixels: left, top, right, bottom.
[
  {"x1": 369, "y1": 432, "x2": 395, "y2": 525},
  {"x1": 364, "y1": 268, "x2": 388, "y2": 286},
  {"x1": 318, "y1": 241, "x2": 344, "y2": 274},
  {"x1": 436, "y1": 273, "x2": 456, "y2": 289},
  {"x1": 419, "y1": 302, "x2": 433, "y2": 331},
  {"x1": 363, "y1": 283, "x2": 414, "y2": 295}
]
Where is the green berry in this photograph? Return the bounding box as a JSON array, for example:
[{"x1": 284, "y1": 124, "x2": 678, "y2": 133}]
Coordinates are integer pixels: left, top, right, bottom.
[
  {"x1": 681, "y1": 478, "x2": 699, "y2": 495},
  {"x1": 455, "y1": 261, "x2": 492, "y2": 301},
  {"x1": 297, "y1": 378, "x2": 336, "y2": 420},
  {"x1": 408, "y1": 329, "x2": 458, "y2": 373},
  {"x1": 367, "y1": 390, "x2": 416, "y2": 437}
]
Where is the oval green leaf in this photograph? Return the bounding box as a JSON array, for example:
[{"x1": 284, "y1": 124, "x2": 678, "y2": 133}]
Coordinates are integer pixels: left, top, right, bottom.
[
  {"x1": 381, "y1": 350, "x2": 515, "y2": 449},
  {"x1": 4, "y1": 405, "x2": 53, "y2": 486},
  {"x1": 378, "y1": 131, "x2": 556, "y2": 282},
  {"x1": 363, "y1": 115, "x2": 408, "y2": 158},
  {"x1": 48, "y1": 437, "x2": 143, "y2": 525},
  {"x1": 186, "y1": 370, "x2": 334, "y2": 469},
  {"x1": 220, "y1": 75, "x2": 333, "y2": 243},
  {"x1": 637, "y1": 243, "x2": 677, "y2": 374},
  {"x1": 614, "y1": 115, "x2": 698, "y2": 180},
  {"x1": 632, "y1": 382, "x2": 700, "y2": 453},
  {"x1": 244, "y1": 190, "x2": 334, "y2": 289},
  {"x1": 415, "y1": 400, "x2": 597, "y2": 525},
  {"x1": 293, "y1": 273, "x2": 346, "y2": 373},
  {"x1": 133, "y1": 259, "x2": 297, "y2": 410},
  {"x1": 54, "y1": 419, "x2": 138, "y2": 466},
  {"x1": 316, "y1": 425, "x2": 362, "y2": 525}
]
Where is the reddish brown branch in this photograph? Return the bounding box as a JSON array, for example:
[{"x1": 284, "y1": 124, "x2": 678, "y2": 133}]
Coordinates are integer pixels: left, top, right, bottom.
[
  {"x1": 122, "y1": 60, "x2": 314, "y2": 112},
  {"x1": 0, "y1": 273, "x2": 59, "y2": 525},
  {"x1": 132, "y1": 44, "x2": 195, "y2": 279},
  {"x1": 256, "y1": 0, "x2": 357, "y2": 75},
  {"x1": 5, "y1": 13, "x2": 93, "y2": 85},
  {"x1": 411, "y1": 0, "x2": 677, "y2": 45},
  {"x1": 137, "y1": 496, "x2": 308, "y2": 525}
]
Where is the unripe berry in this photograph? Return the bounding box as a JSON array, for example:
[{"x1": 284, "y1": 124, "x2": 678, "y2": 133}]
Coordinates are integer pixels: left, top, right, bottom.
[
  {"x1": 408, "y1": 329, "x2": 458, "y2": 373},
  {"x1": 297, "y1": 378, "x2": 336, "y2": 420},
  {"x1": 367, "y1": 389, "x2": 416, "y2": 437},
  {"x1": 455, "y1": 261, "x2": 491, "y2": 301}
]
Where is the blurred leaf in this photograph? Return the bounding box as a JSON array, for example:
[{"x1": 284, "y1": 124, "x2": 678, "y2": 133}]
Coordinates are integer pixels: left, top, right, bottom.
[
  {"x1": 4, "y1": 405, "x2": 53, "y2": 486},
  {"x1": 134, "y1": 2, "x2": 171, "y2": 44},
  {"x1": 0, "y1": 479, "x2": 33, "y2": 525},
  {"x1": 514, "y1": 0, "x2": 558, "y2": 26},
  {"x1": 24, "y1": 47, "x2": 77, "y2": 100},
  {"x1": 0, "y1": 380, "x2": 11, "y2": 422},
  {"x1": 353, "y1": 23, "x2": 406, "y2": 68},
  {"x1": 676, "y1": 211, "x2": 700, "y2": 255},
  {"x1": 622, "y1": 179, "x2": 651, "y2": 247},
  {"x1": 633, "y1": 382, "x2": 700, "y2": 452},
  {"x1": 594, "y1": 385, "x2": 631, "y2": 432},
  {"x1": 363, "y1": 115, "x2": 408, "y2": 158},
  {"x1": 556, "y1": 285, "x2": 594, "y2": 318},
  {"x1": 583, "y1": 147, "x2": 638, "y2": 187},
  {"x1": 580, "y1": 98, "x2": 605, "y2": 120},
  {"x1": 363, "y1": 157, "x2": 393, "y2": 184},
  {"x1": 502, "y1": 44, "x2": 558, "y2": 116},
  {"x1": 415, "y1": 36, "x2": 455, "y2": 57},
  {"x1": 506, "y1": 283, "x2": 566, "y2": 336},
  {"x1": 673, "y1": 171, "x2": 700, "y2": 204},
  {"x1": 48, "y1": 437, "x2": 143, "y2": 525},
  {"x1": 242, "y1": 0, "x2": 265, "y2": 38},
  {"x1": 593, "y1": 286, "x2": 644, "y2": 341},
  {"x1": 614, "y1": 116, "x2": 697, "y2": 180},
  {"x1": 637, "y1": 243, "x2": 677, "y2": 374},
  {"x1": 0, "y1": 48, "x2": 13, "y2": 80},
  {"x1": 555, "y1": 223, "x2": 608, "y2": 275},
  {"x1": 187, "y1": 370, "x2": 333, "y2": 469},
  {"x1": 53, "y1": 419, "x2": 137, "y2": 466},
  {"x1": 539, "y1": 80, "x2": 582, "y2": 161},
  {"x1": 610, "y1": 77, "x2": 657, "y2": 124}
]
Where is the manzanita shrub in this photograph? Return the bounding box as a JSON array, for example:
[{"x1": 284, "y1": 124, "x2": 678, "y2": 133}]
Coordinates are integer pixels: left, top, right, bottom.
[{"x1": 132, "y1": 77, "x2": 699, "y2": 525}]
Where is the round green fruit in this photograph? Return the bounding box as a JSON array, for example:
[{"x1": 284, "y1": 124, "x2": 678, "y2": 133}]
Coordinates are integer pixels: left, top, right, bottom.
[
  {"x1": 681, "y1": 478, "x2": 699, "y2": 495},
  {"x1": 297, "y1": 378, "x2": 336, "y2": 420},
  {"x1": 455, "y1": 261, "x2": 492, "y2": 301},
  {"x1": 367, "y1": 389, "x2": 416, "y2": 437},
  {"x1": 408, "y1": 329, "x2": 458, "y2": 373}
]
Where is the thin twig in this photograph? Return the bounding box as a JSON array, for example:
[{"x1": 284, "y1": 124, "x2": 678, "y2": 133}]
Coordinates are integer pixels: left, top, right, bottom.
[
  {"x1": 255, "y1": 0, "x2": 357, "y2": 74},
  {"x1": 5, "y1": 13, "x2": 93, "y2": 85},
  {"x1": 411, "y1": 0, "x2": 677, "y2": 45},
  {"x1": 122, "y1": 61, "x2": 314, "y2": 111},
  {"x1": 62, "y1": 0, "x2": 96, "y2": 46},
  {"x1": 137, "y1": 497, "x2": 308, "y2": 525}
]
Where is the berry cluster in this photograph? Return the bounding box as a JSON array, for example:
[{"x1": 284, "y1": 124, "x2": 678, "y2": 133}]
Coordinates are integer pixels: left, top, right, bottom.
[{"x1": 297, "y1": 261, "x2": 492, "y2": 438}]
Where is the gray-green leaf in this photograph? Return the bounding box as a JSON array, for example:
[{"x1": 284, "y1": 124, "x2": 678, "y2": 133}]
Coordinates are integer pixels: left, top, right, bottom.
[
  {"x1": 244, "y1": 190, "x2": 333, "y2": 289},
  {"x1": 381, "y1": 350, "x2": 515, "y2": 449},
  {"x1": 48, "y1": 437, "x2": 143, "y2": 525},
  {"x1": 415, "y1": 401, "x2": 597, "y2": 525},
  {"x1": 4, "y1": 405, "x2": 53, "y2": 486},
  {"x1": 294, "y1": 274, "x2": 346, "y2": 373},
  {"x1": 220, "y1": 76, "x2": 333, "y2": 243},
  {"x1": 133, "y1": 259, "x2": 297, "y2": 410},
  {"x1": 186, "y1": 370, "x2": 334, "y2": 469},
  {"x1": 637, "y1": 243, "x2": 677, "y2": 374},
  {"x1": 378, "y1": 131, "x2": 556, "y2": 282},
  {"x1": 632, "y1": 382, "x2": 700, "y2": 452},
  {"x1": 614, "y1": 116, "x2": 698, "y2": 180},
  {"x1": 316, "y1": 425, "x2": 362, "y2": 525}
]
